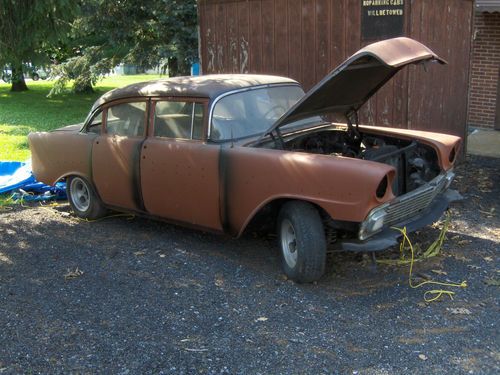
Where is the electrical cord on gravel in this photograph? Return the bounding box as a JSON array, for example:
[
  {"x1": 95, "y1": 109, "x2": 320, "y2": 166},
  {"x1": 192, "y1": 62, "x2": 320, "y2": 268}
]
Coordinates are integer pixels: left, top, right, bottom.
[{"x1": 392, "y1": 225, "x2": 467, "y2": 303}]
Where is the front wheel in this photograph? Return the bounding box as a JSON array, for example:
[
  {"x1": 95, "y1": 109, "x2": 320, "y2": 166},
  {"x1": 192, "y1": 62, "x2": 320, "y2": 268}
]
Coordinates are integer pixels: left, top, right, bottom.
[
  {"x1": 31, "y1": 73, "x2": 40, "y2": 81},
  {"x1": 277, "y1": 201, "x2": 327, "y2": 283},
  {"x1": 67, "y1": 176, "x2": 106, "y2": 220}
]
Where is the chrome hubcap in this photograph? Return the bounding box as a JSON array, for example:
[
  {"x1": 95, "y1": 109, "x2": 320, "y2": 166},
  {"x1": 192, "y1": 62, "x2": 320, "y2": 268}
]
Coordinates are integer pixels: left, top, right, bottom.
[
  {"x1": 281, "y1": 219, "x2": 298, "y2": 268},
  {"x1": 70, "y1": 177, "x2": 90, "y2": 212}
]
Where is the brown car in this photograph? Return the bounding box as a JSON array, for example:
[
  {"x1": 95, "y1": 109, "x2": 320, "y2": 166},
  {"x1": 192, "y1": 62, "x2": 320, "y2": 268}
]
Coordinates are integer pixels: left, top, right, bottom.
[{"x1": 29, "y1": 37, "x2": 461, "y2": 283}]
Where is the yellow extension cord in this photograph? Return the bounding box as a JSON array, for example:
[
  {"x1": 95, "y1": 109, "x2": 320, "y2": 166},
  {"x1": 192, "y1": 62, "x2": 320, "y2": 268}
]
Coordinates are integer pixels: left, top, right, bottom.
[
  {"x1": 37, "y1": 200, "x2": 135, "y2": 222},
  {"x1": 3, "y1": 193, "x2": 135, "y2": 222},
  {"x1": 79, "y1": 212, "x2": 136, "y2": 222},
  {"x1": 393, "y1": 225, "x2": 467, "y2": 302}
]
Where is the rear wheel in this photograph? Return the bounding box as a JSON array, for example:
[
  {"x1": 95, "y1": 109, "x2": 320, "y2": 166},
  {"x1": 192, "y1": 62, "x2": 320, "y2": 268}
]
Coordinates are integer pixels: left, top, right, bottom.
[
  {"x1": 277, "y1": 201, "x2": 327, "y2": 283},
  {"x1": 67, "y1": 176, "x2": 106, "y2": 220}
]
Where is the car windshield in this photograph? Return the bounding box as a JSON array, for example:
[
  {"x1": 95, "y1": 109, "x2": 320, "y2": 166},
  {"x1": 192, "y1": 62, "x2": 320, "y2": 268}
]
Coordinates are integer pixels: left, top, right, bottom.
[{"x1": 211, "y1": 85, "x2": 304, "y2": 141}]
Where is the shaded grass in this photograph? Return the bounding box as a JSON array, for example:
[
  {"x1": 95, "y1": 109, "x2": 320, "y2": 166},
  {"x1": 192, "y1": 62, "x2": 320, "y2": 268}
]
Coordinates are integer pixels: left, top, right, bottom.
[{"x1": 0, "y1": 75, "x2": 162, "y2": 161}]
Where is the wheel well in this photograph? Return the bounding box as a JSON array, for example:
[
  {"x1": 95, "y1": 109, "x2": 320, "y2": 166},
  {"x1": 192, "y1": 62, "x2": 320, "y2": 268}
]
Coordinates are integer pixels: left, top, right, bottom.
[
  {"x1": 55, "y1": 172, "x2": 87, "y2": 186},
  {"x1": 240, "y1": 198, "x2": 331, "y2": 237}
]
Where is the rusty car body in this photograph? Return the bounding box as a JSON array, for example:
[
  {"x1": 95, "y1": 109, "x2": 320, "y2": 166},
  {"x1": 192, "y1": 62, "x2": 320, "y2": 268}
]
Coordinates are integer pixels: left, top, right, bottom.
[{"x1": 29, "y1": 37, "x2": 462, "y2": 282}]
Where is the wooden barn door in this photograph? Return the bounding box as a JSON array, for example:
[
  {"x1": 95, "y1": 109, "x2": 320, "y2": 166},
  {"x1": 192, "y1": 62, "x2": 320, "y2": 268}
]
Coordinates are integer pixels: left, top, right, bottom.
[{"x1": 495, "y1": 68, "x2": 500, "y2": 130}]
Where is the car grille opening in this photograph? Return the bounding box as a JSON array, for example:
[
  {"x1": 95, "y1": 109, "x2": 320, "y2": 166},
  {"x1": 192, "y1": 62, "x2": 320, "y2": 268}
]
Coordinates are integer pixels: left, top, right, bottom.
[{"x1": 383, "y1": 173, "x2": 448, "y2": 227}]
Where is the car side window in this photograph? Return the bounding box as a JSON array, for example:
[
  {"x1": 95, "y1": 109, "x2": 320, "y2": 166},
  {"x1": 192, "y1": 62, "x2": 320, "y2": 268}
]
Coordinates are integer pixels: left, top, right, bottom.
[
  {"x1": 154, "y1": 101, "x2": 204, "y2": 140},
  {"x1": 86, "y1": 110, "x2": 102, "y2": 134},
  {"x1": 106, "y1": 102, "x2": 146, "y2": 137}
]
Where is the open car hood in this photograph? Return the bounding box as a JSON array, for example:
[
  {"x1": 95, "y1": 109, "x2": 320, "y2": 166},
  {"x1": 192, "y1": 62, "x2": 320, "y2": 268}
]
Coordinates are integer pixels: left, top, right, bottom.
[{"x1": 266, "y1": 37, "x2": 446, "y2": 135}]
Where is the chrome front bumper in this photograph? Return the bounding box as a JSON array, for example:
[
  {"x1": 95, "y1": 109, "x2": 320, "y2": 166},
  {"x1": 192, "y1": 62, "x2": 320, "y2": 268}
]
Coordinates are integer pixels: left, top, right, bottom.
[
  {"x1": 343, "y1": 170, "x2": 460, "y2": 252},
  {"x1": 359, "y1": 170, "x2": 455, "y2": 241},
  {"x1": 338, "y1": 188, "x2": 462, "y2": 252}
]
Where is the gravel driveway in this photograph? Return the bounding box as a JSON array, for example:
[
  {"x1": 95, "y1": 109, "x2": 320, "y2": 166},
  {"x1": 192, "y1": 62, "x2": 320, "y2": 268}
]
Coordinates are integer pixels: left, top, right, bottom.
[{"x1": 0, "y1": 155, "x2": 498, "y2": 374}]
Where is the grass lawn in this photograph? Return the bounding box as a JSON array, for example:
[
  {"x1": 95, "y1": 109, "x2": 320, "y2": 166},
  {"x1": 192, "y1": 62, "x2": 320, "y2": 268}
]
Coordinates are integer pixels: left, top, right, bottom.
[{"x1": 0, "y1": 74, "x2": 163, "y2": 161}]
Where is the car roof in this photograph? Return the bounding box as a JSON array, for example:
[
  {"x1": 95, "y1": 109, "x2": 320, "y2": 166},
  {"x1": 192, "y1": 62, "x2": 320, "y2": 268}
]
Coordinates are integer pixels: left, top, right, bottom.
[{"x1": 91, "y1": 74, "x2": 298, "y2": 111}]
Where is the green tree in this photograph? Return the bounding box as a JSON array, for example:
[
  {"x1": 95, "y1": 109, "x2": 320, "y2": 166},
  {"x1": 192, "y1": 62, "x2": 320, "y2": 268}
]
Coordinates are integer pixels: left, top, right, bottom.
[
  {"x1": 51, "y1": 0, "x2": 199, "y2": 94},
  {"x1": 0, "y1": 0, "x2": 77, "y2": 91}
]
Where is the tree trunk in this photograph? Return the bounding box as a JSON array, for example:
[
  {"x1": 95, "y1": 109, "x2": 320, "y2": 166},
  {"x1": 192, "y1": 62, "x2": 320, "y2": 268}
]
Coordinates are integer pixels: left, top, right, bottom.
[
  {"x1": 168, "y1": 57, "x2": 179, "y2": 77},
  {"x1": 73, "y1": 76, "x2": 94, "y2": 94},
  {"x1": 10, "y1": 64, "x2": 28, "y2": 92},
  {"x1": 74, "y1": 82, "x2": 94, "y2": 94},
  {"x1": 178, "y1": 59, "x2": 191, "y2": 76},
  {"x1": 168, "y1": 57, "x2": 191, "y2": 77}
]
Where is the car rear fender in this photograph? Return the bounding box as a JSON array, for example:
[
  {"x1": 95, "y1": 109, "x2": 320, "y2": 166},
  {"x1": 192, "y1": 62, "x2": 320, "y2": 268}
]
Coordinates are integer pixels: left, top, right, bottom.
[{"x1": 28, "y1": 131, "x2": 96, "y2": 186}]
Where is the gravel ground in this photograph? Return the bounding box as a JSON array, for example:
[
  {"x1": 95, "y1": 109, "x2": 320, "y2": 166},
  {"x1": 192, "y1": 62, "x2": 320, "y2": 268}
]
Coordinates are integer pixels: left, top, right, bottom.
[{"x1": 0, "y1": 155, "x2": 498, "y2": 374}]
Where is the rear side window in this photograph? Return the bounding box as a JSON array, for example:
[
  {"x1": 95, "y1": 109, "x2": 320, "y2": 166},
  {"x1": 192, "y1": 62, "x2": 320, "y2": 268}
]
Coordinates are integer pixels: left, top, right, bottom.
[
  {"x1": 106, "y1": 102, "x2": 147, "y2": 137},
  {"x1": 154, "y1": 101, "x2": 204, "y2": 140}
]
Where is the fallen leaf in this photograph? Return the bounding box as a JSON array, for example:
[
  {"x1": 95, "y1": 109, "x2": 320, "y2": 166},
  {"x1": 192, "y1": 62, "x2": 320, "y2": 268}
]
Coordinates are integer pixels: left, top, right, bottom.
[
  {"x1": 64, "y1": 267, "x2": 84, "y2": 280},
  {"x1": 467, "y1": 265, "x2": 481, "y2": 270},
  {"x1": 483, "y1": 257, "x2": 493, "y2": 262},
  {"x1": 417, "y1": 272, "x2": 432, "y2": 280},
  {"x1": 484, "y1": 278, "x2": 500, "y2": 286},
  {"x1": 479, "y1": 189, "x2": 492, "y2": 193},
  {"x1": 418, "y1": 354, "x2": 428, "y2": 361},
  {"x1": 215, "y1": 273, "x2": 224, "y2": 287},
  {"x1": 159, "y1": 254, "x2": 166, "y2": 258},
  {"x1": 256, "y1": 317, "x2": 268, "y2": 322},
  {"x1": 134, "y1": 251, "x2": 146, "y2": 256},
  {"x1": 446, "y1": 307, "x2": 471, "y2": 315},
  {"x1": 431, "y1": 269, "x2": 448, "y2": 276}
]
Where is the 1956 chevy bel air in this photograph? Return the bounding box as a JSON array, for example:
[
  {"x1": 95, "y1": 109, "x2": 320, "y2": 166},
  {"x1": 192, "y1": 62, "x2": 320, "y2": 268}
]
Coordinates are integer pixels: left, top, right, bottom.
[{"x1": 29, "y1": 37, "x2": 462, "y2": 282}]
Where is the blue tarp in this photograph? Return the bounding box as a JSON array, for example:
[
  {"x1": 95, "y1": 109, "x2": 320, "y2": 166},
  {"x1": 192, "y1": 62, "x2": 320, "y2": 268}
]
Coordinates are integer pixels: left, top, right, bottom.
[
  {"x1": 0, "y1": 161, "x2": 35, "y2": 193},
  {"x1": 0, "y1": 161, "x2": 66, "y2": 201}
]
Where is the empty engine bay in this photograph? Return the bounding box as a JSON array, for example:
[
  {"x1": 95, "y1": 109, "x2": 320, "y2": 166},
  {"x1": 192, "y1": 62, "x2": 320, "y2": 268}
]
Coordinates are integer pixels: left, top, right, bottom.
[{"x1": 281, "y1": 128, "x2": 441, "y2": 196}]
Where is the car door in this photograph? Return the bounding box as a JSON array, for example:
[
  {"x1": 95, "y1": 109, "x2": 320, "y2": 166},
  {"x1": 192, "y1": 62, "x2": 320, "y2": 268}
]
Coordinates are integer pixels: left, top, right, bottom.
[
  {"x1": 92, "y1": 99, "x2": 148, "y2": 211},
  {"x1": 140, "y1": 98, "x2": 222, "y2": 231}
]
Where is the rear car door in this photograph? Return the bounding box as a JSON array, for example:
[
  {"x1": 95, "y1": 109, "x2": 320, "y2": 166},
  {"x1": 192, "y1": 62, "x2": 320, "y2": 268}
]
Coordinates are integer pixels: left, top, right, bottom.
[
  {"x1": 140, "y1": 98, "x2": 222, "y2": 231},
  {"x1": 92, "y1": 99, "x2": 148, "y2": 211}
]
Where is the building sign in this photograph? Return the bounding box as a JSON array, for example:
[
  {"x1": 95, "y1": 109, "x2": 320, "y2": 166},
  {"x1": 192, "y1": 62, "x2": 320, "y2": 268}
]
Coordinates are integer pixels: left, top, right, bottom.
[{"x1": 361, "y1": 0, "x2": 405, "y2": 40}]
